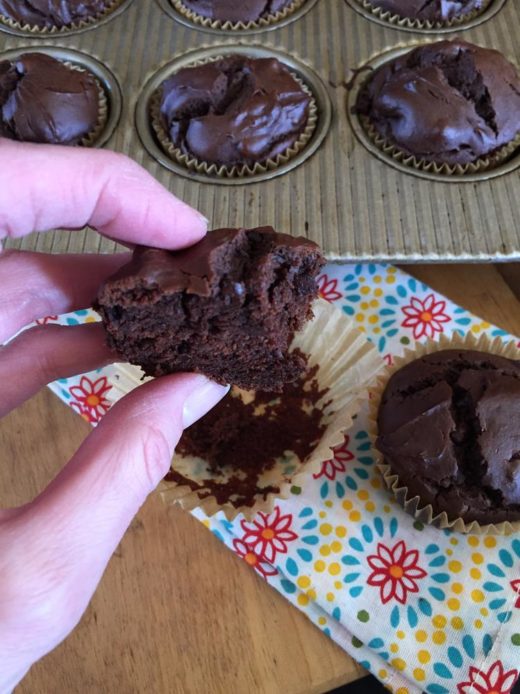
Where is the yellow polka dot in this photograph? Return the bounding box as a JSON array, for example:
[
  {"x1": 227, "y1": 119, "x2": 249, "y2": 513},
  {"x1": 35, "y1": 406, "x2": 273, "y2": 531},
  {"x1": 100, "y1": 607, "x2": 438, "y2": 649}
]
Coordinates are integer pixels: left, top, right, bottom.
[
  {"x1": 360, "y1": 286, "x2": 370, "y2": 296},
  {"x1": 451, "y1": 617, "x2": 464, "y2": 630},
  {"x1": 433, "y1": 631, "x2": 446, "y2": 645},
  {"x1": 418, "y1": 650, "x2": 430, "y2": 664},
  {"x1": 471, "y1": 324, "x2": 482, "y2": 334},
  {"x1": 329, "y1": 563, "x2": 341, "y2": 576},
  {"x1": 297, "y1": 594, "x2": 309, "y2": 606},
  {"x1": 326, "y1": 592, "x2": 334, "y2": 602},
  {"x1": 361, "y1": 301, "x2": 369, "y2": 310},
  {"x1": 365, "y1": 501, "x2": 376, "y2": 512},
  {"x1": 319, "y1": 511, "x2": 326, "y2": 519},
  {"x1": 371, "y1": 478, "x2": 382, "y2": 489},
  {"x1": 450, "y1": 538, "x2": 459, "y2": 546},
  {"x1": 202, "y1": 519, "x2": 210, "y2": 528},
  {"x1": 349, "y1": 511, "x2": 361, "y2": 522},
  {"x1": 318, "y1": 616, "x2": 326, "y2": 626},
  {"x1": 472, "y1": 552, "x2": 484, "y2": 565},
  {"x1": 386, "y1": 275, "x2": 396, "y2": 284},
  {"x1": 391, "y1": 658, "x2": 406, "y2": 672},
  {"x1": 481, "y1": 321, "x2": 490, "y2": 329},
  {"x1": 480, "y1": 607, "x2": 489, "y2": 617},
  {"x1": 415, "y1": 630, "x2": 427, "y2": 643},
  {"x1": 396, "y1": 688, "x2": 409, "y2": 694},
  {"x1": 452, "y1": 583, "x2": 463, "y2": 594},
  {"x1": 334, "y1": 581, "x2": 342, "y2": 590},
  {"x1": 374, "y1": 275, "x2": 382, "y2": 284},
  {"x1": 369, "y1": 313, "x2": 379, "y2": 322},
  {"x1": 320, "y1": 545, "x2": 331, "y2": 557},
  {"x1": 314, "y1": 560, "x2": 326, "y2": 572},
  {"x1": 373, "y1": 327, "x2": 381, "y2": 335},
  {"x1": 357, "y1": 490, "x2": 369, "y2": 501},
  {"x1": 414, "y1": 668, "x2": 426, "y2": 682},
  {"x1": 379, "y1": 669, "x2": 388, "y2": 679},
  {"x1": 471, "y1": 590, "x2": 485, "y2": 603},
  {"x1": 335, "y1": 526, "x2": 347, "y2": 538},
  {"x1": 397, "y1": 630, "x2": 405, "y2": 639},
  {"x1": 355, "y1": 314, "x2": 364, "y2": 323},
  {"x1": 446, "y1": 549, "x2": 453, "y2": 556},
  {"x1": 330, "y1": 541, "x2": 342, "y2": 553},
  {"x1": 448, "y1": 598, "x2": 460, "y2": 611},
  {"x1": 307, "y1": 588, "x2": 316, "y2": 601},
  {"x1": 383, "y1": 505, "x2": 391, "y2": 513},
  {"x1": 342, "y1": 500, "x2": 353, "y2": 511},
  {"x1": 324, "y1": 500, "x2": 333, "y2": 508},
  {"x1": 390, "y1": 643, "x2": 399, "y2": 654},
  {"x1": 432, "y1": 615, "x2": 447, "y2": 629},
  {"x1": 388, "y1": 267, "x2": 397, "y2": 274},
  {"x1": 474, "y1": 619, "x2": 483, "y2": 629},
  {"x1": 470, "y1": 568, "x2": 482, "y2": 580},
  {"x1": 449, "y1": 560, "x2": 462, "y2": 573},
  {"x1": 484, "y1": 537, "x2": 497, "y2": 548},
  {"x1": 359, "y1": 277, "x2": 366, "y2": 283},
  {"x1": 374, "y1": 288, "x2": 383, "y2": 297},
  {"x1": 468, "y1": 536, "x2": 479, "y2": 547},
  {"x1": 297, "y1": 576, "x2": 311, "y2": 589},
  {"x1": 320, "y1": 523, "x2": 332, "y2": 536}
]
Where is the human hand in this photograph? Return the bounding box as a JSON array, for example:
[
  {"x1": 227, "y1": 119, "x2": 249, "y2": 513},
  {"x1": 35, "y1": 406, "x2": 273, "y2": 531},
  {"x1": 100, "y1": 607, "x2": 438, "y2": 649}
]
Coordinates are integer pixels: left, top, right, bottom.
[{"x1": 0, "y1": 141, "x2": 228, "y2": 692}]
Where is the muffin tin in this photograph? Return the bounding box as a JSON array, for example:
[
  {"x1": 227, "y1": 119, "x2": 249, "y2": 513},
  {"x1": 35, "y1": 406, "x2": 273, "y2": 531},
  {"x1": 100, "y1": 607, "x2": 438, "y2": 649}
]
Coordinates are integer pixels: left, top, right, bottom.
[{"x1": 2, "y1": 0, "x2": 520, "y2": 260}]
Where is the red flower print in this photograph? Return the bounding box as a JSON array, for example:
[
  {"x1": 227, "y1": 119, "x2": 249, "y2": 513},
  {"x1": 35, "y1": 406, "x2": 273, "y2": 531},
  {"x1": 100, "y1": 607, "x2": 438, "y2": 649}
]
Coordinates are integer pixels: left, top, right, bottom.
[
  {"x1": 240, "y1": 506, "x2": 298, "y2": 563},
  {"x1": 367, "y1": 540, "x2": 427, "y2": 605},
  {"x1": 511, "y1": 579, "x2": 520, "y2": 608},
  {"x1": 36, "y1": 315, "x2": 58, "y2": 325},
  {"x1": 313, "y1": 436, "x2": 354, "y2": 481},
  {"x1": 69, "y1": 376, "x2": 112, "y2": 419},
  {"x1": 232, "y1": 538, "x2": 278, "y2": 578},
  {"x1": 317, "y1": 274, "x2": 342, "y2": 302},
  {"x1": 457, "y1": 661, "x2": 519, "y2": 694},
  {"x1": 70, "y1": 401, "x2": 101, "y2": 425},
  {"x1": 401, "y1": 293, "x2": 451, "y2": 339}
]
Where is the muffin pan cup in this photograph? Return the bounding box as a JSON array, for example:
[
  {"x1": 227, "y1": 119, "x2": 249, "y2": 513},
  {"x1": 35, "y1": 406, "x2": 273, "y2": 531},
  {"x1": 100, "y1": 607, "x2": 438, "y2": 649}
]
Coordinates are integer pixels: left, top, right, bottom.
[{"x1": 367, "y1": 332, "x2": 520, "y2": 536}]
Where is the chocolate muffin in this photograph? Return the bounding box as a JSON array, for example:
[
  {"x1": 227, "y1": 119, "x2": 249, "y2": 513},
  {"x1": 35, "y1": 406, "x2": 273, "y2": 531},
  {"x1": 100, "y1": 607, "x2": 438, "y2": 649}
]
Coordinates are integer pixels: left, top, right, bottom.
[
  {"x1": 356, "y1": 40, "x2": 520, "y2": 166},
  {"x1": 180, "y1": 0, "x2": 294, "y2": 23},
  {"x1": 159, "y1": 56, "x2": 311, "y2": 168},
  {"x1": 96, "y1": 226, "x2": 324, "y2": 392},
  {"x1": 376, "y1": 350, "x2": 520, "y2": 525},
  {"x1": 0, "y1": 0, "x2": 110, "y2": 29},
  {"x1": 365, "y1": 0, "x2": 485, "y2": 22},
  {"x1": 0, "y1": 53, "x2": 100, "y2": 145}
]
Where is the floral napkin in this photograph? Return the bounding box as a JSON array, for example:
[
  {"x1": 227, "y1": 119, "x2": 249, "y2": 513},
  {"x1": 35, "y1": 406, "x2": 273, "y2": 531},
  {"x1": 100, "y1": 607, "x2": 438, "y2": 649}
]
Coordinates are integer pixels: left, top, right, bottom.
[{"x1": 47, "y1": 263, "x2": 520, "y2": 694}]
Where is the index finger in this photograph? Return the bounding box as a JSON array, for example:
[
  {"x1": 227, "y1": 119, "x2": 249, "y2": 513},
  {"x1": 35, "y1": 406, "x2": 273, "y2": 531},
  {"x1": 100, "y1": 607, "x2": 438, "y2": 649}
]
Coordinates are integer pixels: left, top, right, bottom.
[{"x1": 0, "y1": 140, "x2": 208, "y2": 248}]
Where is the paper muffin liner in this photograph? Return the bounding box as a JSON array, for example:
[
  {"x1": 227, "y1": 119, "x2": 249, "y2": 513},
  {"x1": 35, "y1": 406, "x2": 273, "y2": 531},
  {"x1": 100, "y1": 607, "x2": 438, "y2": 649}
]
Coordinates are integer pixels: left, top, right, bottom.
[
  {"x1": 368, "y1": 332, "x2": 520, "y2": 536},
  {"x1": 0, "y1": 0, "x2": 126, "y2": 34},
  {"x1": 357, "y1": 0, "x2": 494, "y2": 31},
  {"x1": 159, "y1": 299, "x2": 383, "y2": 521},
  {"x1": 150, "y1": 61, "x2": 318, "y2": 180},
  {"x1": 360, "y1": 116, "x2": 520, "y2": 176},
  {"x1": 171, "y1": 0, "x2": 307, "y2": 31},
  {"x1": 60, "y1": 62, "x2": 108, "y2": 147}
]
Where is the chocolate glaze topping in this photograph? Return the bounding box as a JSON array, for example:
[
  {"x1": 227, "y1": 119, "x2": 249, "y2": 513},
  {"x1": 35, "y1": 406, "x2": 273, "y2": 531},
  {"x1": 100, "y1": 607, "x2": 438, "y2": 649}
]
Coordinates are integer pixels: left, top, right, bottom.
[
  {"x1": 367, "y1": 0, "x2": 484, "y2": 22},
  {"x1": 0, "y1": 0, "x2": 109, "y2": 28},
  {"x1": 356, "y1": 40, "x2": 520, "y2": 165},
  {"x1": 0, "y1": 53, "x2": 99, "y2": 145},
  {"x1": 377, "y1": 350, "x2": 520, "y2": 524},
  {"x1": 181, "y1": 0, "x2": 293, "y2": 22},
  {"x1": 160, "y1": 56, "x2": 311, "y2": 167}
]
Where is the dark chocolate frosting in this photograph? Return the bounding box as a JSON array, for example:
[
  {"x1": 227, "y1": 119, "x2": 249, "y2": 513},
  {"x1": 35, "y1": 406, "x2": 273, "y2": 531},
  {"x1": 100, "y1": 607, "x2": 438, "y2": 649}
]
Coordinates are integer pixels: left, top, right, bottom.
[
  {"x1": 356, "y1": 40, "x2": 520, "y2": 166},
  {"x1": 366, "y1": 0, "x2": 484, "y2": 21},
  {"x1": 0, "y1": 53, "x2": 99, "y2": 145},
  {"x1": 377, "y1": 349, "x2": 520, "y2": 525},
  {"x1": 0, "y1": 0, "x2": 109, "y2": 28},
  {"x1": 181, "y1": 0, "x2": 293, "y2": 23},
  {"x1": 160, "y1": 56, "x2": 311, "y2": 168}
]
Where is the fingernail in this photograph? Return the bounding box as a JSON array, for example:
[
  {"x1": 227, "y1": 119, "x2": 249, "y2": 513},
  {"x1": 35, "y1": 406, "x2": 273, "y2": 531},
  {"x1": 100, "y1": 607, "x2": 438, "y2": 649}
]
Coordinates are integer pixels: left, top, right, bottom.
[
  {"x1": 182, "y1": 377, "x2": 229, "y2": 429},
  {"x1": 197, "y1": 212, "x2": 210, "y2": 229}
]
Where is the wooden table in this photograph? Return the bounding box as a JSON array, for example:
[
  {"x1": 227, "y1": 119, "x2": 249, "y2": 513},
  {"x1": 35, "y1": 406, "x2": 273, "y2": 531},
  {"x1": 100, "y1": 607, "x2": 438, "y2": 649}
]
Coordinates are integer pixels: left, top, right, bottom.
[{"x1": 1, "y1": 264, "x2": 519, "y2": 694}]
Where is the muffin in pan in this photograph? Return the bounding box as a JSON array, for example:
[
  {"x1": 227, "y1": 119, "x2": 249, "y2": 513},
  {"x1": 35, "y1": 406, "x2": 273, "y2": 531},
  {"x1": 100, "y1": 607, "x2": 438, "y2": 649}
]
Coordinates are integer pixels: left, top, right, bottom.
[
  {"x1": 0, "y1": 0, "x2": 121, "y2": 31},
  {"x1": 362, "y1": 0, "x2": 491, "y2": 25},
  {"x1": 172, "y1": 0, "x2": 307, "y2": 30}
]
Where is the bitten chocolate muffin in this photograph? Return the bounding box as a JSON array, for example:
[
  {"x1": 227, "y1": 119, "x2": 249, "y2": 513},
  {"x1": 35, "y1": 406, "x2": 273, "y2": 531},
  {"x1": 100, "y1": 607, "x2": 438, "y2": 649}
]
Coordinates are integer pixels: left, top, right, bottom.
[
  {"x1": 0, "y1": 0, "x2": 110, "y2": 28},
  {"x1": 365, "y1": 0, "x2": 484, "y2": 22},
  {"x1": 159, "y1": 56, "x2": 311, "y2": 168},
  {"x1": 96, "y1": 226, "x2": 324, "y2": 391},
  {"x1": 376, "y1": 350, "x2": 520, "y2": 525},
  {"x1": 180, "y1": 0, "x2": 293, "y2": 23},
  {"x1": 0, "y1": 53, "x2": 100, "y2": 145},
  {"x1": 356, "y1": 40, "x2": 520, "y2": 166}
]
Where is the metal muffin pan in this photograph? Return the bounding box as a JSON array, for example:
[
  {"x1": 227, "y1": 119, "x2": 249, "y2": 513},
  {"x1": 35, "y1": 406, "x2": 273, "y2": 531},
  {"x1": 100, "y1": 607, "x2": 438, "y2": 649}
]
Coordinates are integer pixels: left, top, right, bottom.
[
  {"x1": 136, "y1": 44, "x2": 332, "y2": 185},
  {"x1": 1, "y1": 0, "x2": 520, "y2": 261},
  {"x1": 344, "y1": 0, "x2": 508, "y2": 34},
  {"x1": 158, "y1": 0, "x2": 321, "y2": 35},
  {"x1": 0, "y1": 0, "x2": 135, "y2": 38},
  {"x1": 0, "y1": 45, "x2": 123, "y2": 149}
]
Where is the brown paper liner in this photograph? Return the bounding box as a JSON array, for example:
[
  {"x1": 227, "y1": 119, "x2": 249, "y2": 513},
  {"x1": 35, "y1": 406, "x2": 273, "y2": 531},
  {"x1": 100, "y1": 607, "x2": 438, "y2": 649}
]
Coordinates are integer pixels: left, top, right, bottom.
[
  {"x1": 150, "y1": 64, "x2": 318, "y2": 179},
  {"x1": 357, "y1": 0, "x2": 493, "y2": 30},
  {"x1": 360, "y1": 116, "x2": 520, "y2": 177},
  {"x1": 368, "y1": 332, "x2": 520, "y2": 535},
  {"x1": 171, "y1": 0, "x2": 307, "y2": 31},
  {"x1": 158, "y1": 299, "x2": 383, "y2": 521},
  {"x1": 61, "y1": 62, "x2": 108, "y2": 147},
  {"x1": 0, "y1": 0, "x2": 126, "y2": 34}
]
